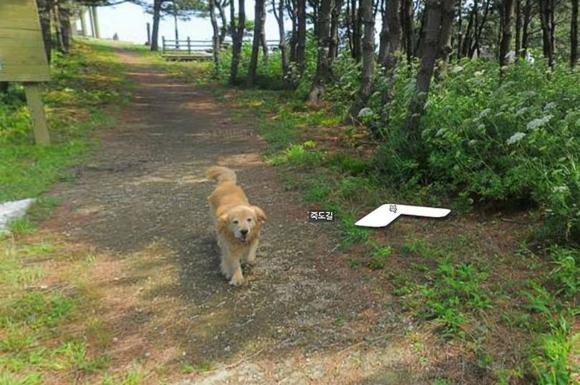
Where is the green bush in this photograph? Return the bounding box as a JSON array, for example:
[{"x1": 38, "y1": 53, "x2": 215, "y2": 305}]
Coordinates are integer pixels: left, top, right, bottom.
[{"x1": 366, "y1": 58, "x2": 580, "y2": 243}]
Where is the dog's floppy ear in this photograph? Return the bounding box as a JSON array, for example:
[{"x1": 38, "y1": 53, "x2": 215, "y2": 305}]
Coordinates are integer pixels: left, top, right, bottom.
[
  {"x1": 252, "y1": 206, "x2": 267, "y2": 223},
  {"x1": 217, "y1": 213, "x2": 229, "y2": 231}
]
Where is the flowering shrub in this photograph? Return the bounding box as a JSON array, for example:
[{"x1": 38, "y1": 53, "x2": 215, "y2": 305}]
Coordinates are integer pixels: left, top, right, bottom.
[{"x1": 367, "y1": 58, "x2": 579, "y2": 243}]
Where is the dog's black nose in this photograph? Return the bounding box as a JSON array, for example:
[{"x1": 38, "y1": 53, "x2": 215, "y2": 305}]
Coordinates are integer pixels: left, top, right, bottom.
[{"x1": 240, "y1": 229, "x2": 248, "y2": 236}]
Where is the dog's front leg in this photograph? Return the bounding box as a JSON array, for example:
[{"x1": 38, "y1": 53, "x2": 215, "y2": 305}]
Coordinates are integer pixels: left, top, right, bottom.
[
  {"x1": 220, "y1": 248, "x2": 244, "y2": 286},
  {"x1": 244, "y1": 239, "x2": 259, "y2": 265}
]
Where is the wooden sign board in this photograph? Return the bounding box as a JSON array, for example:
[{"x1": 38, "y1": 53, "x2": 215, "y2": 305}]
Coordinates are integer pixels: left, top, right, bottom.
[
  {"x1": 0, "y1": 0, "x2": 50, "y2": 82},
  {"x1": 0, "y1": 0, "x2": 51, "y2": 144}
]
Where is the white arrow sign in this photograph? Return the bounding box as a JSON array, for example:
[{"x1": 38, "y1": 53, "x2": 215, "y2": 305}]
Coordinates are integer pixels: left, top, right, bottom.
[{"x1": 355, "y1": 204, "x2": 450, "y2": 228}]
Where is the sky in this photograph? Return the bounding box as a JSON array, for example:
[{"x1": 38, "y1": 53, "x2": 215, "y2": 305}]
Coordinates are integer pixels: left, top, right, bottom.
[{"x1": 79, "y1": 2, "x2": 287, "y2": 44}]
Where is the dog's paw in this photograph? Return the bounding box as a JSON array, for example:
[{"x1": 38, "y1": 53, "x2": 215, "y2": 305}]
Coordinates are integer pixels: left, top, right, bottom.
[
  {"x1": 244, "y1": 257, "x2": 256, "y2": 266},
  {"x1": 229, "y1": 275, "x2": 244, "y2": 286}
]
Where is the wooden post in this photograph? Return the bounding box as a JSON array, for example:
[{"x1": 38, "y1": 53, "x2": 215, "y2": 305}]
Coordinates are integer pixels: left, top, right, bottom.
[
  {"x1": 24, "y1": 83, "x2": 50, "y2": 145},
  {"x1": 162, "y1": 36, "x2": 166, "y2": 53},
  {"x1": 187, "y1": 36, "x2": 191, "y2": 54},
  {"x1": 146, "y1": 22, "x2": 151, "y2": 45}
]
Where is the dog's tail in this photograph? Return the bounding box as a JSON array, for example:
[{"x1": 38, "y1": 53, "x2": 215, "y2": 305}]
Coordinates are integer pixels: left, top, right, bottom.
[{"x1": 207, "y1": 166, "x2": 237, "y2": 184}]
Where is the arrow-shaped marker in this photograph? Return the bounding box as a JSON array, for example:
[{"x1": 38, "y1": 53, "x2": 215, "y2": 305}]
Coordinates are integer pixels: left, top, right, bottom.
[{"x1": 355, "y1": 204, "x2": 450, "y2": 228}]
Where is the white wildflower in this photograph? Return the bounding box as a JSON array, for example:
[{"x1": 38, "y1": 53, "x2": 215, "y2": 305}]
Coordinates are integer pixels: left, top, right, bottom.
[
  {"x1": 479, "y1": 108, "x2": 491, "y2": 119},
  {"x1": 527, "y1": 115, "x2": 553, "y2": 130},
  {"x1": 515, "y1": 107, "x2": 528, "y2": 117},
  {"x1": 357, "y1": 107, "x2": 374, "y2": 118},
  {"x1": 525, "y1": 51, "x2": 535, "y2": 64},
  {"x1": 552, "y1": 186, "x2": 569, "y2": 193},
  {"x1": 544, "y1": 102, "x2": 557, "y2": 110},
  {"x1": 504, "y1": 50, "x2": 516, "y2": 63},
  {"x1": 506, "y1": 132, "x2": 526, "y2": 145},
  {"x1": 451, "y1": 65, "x2": 464, "y2": 74}
]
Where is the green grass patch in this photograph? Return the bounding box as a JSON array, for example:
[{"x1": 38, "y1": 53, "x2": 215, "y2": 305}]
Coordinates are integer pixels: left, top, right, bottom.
[
  {"x1": 169, "y1": 45, "x2": 580, "y2": 385},
  {"x1": 0, "y1": 40, "x2": 131, "y2": 202},
  {"x1": 0, "y1": 40, "x2": 135, "y2": 384}
]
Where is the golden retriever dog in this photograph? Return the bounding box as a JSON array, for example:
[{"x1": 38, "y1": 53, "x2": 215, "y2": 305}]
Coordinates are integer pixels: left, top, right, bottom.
[{"x1": 206, "y1": 166, "x2": 267, "y2": 286}]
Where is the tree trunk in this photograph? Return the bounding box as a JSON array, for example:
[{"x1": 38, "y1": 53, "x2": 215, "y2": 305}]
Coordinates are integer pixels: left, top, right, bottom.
[
  {"x1": 52, "y1": 1, "x2": 64, "y2": 52},
  {"x1": 173, "y1": 7, "x2": 179, "y2": 48},
  {"x1": 151, "y1": 0, "x2": 161, "y2": 51},
  {"x1": 521, "y1": 0, "x2": 531, "y2": 56},
  {"x1": 288, "y1": 0, "x2": 297, "y2": 62},
  {"x1": 350, "y1": 0, "x2": 363, "y2": 61},
  {"x1": 572, "y1": 0, "x2": 578, "y2": 68},
  {"x1": 461, "y1": 0, "x2": 476, "y2": 57},
  {"x1": 403, "y1": 0, "x2": 454, "y2": 139},
  {"x1": 247, "y1": 0, "x2": 267, "y2": 86},
  {"x1": 308, "y1": 0, "x2": 334, "y2": 103},
  {"x1": 79, "y1": 6, "x2": 87, "y2": 36},
  {"x1": 261, "y1": 22, "x2": 269, "y2": 62},
  {"x1": 273, "y1": 0, "x2": 290, "y2": 79},
  {"x1": 379, "y1": 0, "x2": 402, "y2": 125},
  {"x1": 436, "y1": 0, "x2": 455, "y2": 77},
  {"x1": 209, "y1": 0, "x2": 221, "y2": 74},
  {"x1": 515, "y1": 0, "x2": 522, "y2": 54},
  {"x1": 90, "y1": 6, "x2": 100, "y2": 38},
  {"x1": 471, "y1": 0, "x2": 490, "y2": 57},
  {"x1": 401, "y1": 0, "x2": 414, "y2": 65},
  {"x1": 58, "y1": 1, "x2": 72, "y2": 53},
  {"x1": 379, "y1": 0, "x2": 402, "y2": 66},
  {"x1": 230, "y1": 0, "x2": 246, "y2": 84},
  {"x1": 348, "y1": 0, "x2": 375, "y2": 119},
  {"x1": 456, "y1": 0, "x2": 463, "y2": 60},
  {"x1": 329, "y1": 0, "x2": 343, "y2": 59},
  {"x1": 216, "y1": 0, "x2": 228, "y2": 44},
  {"x1": 37, "y1": 0, "x2": 52, "y2": 63},
  {"x1": 499, "y1": 0, "x2": 515, "y2": 67},
  {"x1": 295, "y1": 0, "x2": 307, "y2": 73},
  {"x1": 346, "y1": 0, "x2": 353, "y2": 53},
  {"x1": 379, "y1": 0, "x2": 401, "y2": 63},
  {"x1": 538, "y1": 0, "x2": 555, "y2": 67}
]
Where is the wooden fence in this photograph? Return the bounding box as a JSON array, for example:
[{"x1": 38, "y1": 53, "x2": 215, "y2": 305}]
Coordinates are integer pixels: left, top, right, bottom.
[{"x1": 161, "y1": 37, "x2": 282, "y2": 61}]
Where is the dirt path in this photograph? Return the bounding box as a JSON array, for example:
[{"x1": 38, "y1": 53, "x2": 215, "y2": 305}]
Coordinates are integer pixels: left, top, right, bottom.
[{"x1": 47, "y1": 49, "x2": 430, "y2": 384}]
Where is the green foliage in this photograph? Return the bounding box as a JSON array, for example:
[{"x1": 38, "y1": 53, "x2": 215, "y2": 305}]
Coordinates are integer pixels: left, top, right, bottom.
[
  {"x1": 530, "y1": 316, "x2": 577, "y2": 385},
  {"x1": 547, "y1": 246, "x2": 579, "y2": 298},
  {"x1": 324, "y1": 153, "x2": 370, "y2": 176},
  {"x1": 393, "y1": 254, "x2": 492, "y2": 337},
  {"x1": 192, "y1": 41, "x2": 580, "y2": 383},
  {"x1": 365, "y1": 58, "x2": 580, "y2": 244},
  {"x1": 400, "y1": 239, "x2": 436, "y2": 257},
  {"x1": 0, "y1": 292, "x2": 76, "y2": 329},
  {"x1": 0, "y1": 41, "x2": 130, "y2": 201},
  {"x1": 368, "y1": 245, "x2": 392, "y2": 270},
  {"x1": 270, "y1": 142, "x2": 324, "y2": 166}
]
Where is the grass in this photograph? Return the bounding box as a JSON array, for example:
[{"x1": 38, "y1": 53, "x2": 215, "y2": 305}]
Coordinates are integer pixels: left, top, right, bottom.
[
  {"x1": 1, "y1": 41, "x2": 577, "y2": 384},
  {"x1": 0, "y1": 40, "x2": 146, "y2": 385},
  {"x1": 169, "y1": 59, "x2": 579, "y2": 384},
  {"x1": 0, "y1": 41, "x2": 131, "y2": 202},
  {"x1": 0, "y1": 235, "x2": 88, "y2": 383}
]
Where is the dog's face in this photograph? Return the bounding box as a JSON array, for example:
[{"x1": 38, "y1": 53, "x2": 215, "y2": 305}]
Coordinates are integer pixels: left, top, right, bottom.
[{"x1": 219, "y1": 205, "x2": 266, "y2": 242}]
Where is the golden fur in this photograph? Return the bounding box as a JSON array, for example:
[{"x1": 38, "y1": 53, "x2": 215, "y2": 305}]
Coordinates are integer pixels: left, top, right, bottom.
[{"x1": 207, "y1": 166, "x2": 266, "y2": 286}]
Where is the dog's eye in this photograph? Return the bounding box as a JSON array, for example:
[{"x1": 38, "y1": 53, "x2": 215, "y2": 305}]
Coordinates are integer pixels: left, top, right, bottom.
[
  {"x1": 233, "y1": 220, "x2": 239, "y2": 224},
  {"x1": 247, "y1": 218, "x2": 252, "y2": 222}
]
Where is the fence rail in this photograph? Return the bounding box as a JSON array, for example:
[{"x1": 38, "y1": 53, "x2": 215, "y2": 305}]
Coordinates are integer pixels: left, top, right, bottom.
[{"x1": 161, "y1": 37, "x2": 282, "y2": 54}]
